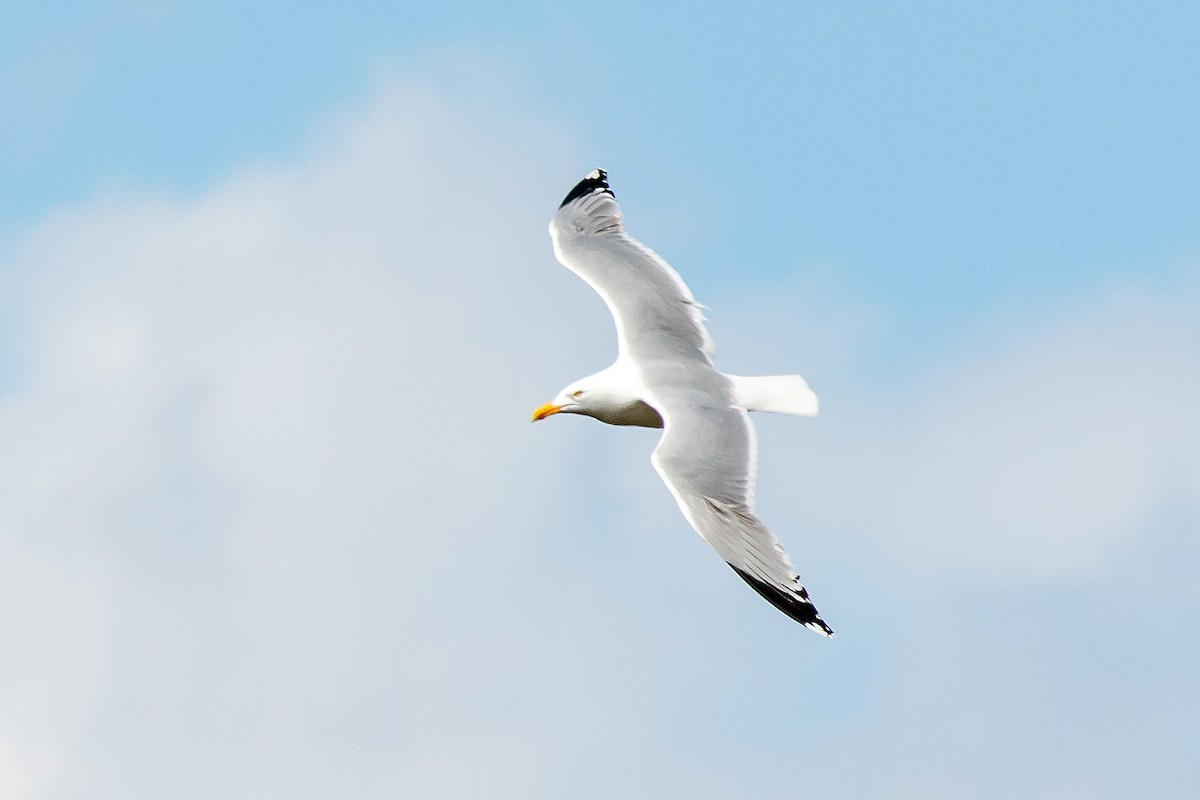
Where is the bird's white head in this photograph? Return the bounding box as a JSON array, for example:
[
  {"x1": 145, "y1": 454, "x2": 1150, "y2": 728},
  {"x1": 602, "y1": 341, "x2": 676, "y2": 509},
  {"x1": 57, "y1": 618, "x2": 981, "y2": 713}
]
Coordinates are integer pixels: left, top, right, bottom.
[
  {"x1": 531, "y1": 367, "x2": 663, "y2": 428},
  {"x1": 530, "y1": 380, "x2": 601, "y2": 422}
]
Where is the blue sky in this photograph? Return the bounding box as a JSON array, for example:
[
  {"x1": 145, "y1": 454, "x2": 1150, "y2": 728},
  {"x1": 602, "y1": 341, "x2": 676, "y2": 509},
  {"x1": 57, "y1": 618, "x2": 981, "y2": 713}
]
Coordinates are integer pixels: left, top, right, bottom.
[
  {"x1": 4, "y1": 1, "x2": 1198, "y2": 381},
  {"x1": 1, "y1": 3, "x2": 1197, "y2": 798}
]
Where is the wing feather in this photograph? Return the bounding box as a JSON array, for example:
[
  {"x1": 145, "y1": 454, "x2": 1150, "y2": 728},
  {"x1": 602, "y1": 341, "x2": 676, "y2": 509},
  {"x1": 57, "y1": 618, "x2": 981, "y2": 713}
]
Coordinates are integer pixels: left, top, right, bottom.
[
  {"x1": 650, "y1": 403, "x2": 833, "y2": 637},
  {"x1": 549, "y1": 170, "x2": 715, "y2": 364}
]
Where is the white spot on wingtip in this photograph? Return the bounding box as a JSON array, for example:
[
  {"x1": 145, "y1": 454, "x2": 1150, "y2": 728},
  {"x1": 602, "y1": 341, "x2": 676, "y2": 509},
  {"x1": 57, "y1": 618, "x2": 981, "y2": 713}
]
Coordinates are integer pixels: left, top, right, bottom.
[{"x1": 809, "y1": 621, "x2": 834, "y2": 638}]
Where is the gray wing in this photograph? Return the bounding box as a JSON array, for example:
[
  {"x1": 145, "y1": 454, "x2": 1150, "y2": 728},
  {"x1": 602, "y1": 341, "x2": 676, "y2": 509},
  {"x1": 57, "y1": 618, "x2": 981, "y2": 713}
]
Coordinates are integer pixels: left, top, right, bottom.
[
  {"x1": 650, "y1": 401, "x2": 834, "y2": 637},
  {"x1": 549, "y1": 169, "x2": 715, "y2": 365}
]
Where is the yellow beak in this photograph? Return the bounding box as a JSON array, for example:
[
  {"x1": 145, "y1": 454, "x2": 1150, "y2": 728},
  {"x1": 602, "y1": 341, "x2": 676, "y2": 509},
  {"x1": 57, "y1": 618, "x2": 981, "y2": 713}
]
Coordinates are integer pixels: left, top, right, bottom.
[{"x1": 531, "y1": 402, "x2": 563, "y2": 422}]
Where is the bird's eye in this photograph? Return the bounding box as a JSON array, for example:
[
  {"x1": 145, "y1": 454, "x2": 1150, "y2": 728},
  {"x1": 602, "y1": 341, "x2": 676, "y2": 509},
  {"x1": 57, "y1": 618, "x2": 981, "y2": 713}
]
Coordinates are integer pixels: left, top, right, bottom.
[{"x1": 571, "y1": 389, "x2": 584, "y2": 398}]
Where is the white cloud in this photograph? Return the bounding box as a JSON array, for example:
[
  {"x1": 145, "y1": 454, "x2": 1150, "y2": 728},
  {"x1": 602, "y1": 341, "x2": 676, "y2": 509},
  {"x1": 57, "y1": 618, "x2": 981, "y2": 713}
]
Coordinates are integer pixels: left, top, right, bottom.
[
  {"x1": 740, "y1": 274, "x2": 1200, "y2": 799},
  {"x1": 901, "y1": 281, "x2": 1198, "y2": 577},
  {"x1": 739, "y1": 276, "x2": 1200, "y2": 582},
  {"x1": 0, "y1": 64, "x2": 610, "y2": 799}
]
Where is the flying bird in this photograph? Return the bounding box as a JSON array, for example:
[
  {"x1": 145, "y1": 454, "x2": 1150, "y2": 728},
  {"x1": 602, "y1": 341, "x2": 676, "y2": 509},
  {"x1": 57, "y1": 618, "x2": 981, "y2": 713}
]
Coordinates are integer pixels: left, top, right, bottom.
[{"x1": 531, "y1": 170, "x2": 833, "y2": 636}]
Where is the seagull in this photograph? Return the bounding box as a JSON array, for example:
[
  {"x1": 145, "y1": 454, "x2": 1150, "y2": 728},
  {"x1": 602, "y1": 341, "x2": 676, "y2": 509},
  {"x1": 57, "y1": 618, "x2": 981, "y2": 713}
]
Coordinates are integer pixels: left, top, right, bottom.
[{"x1": 531, "y1": 170, "x2": 833, "y2": 636}]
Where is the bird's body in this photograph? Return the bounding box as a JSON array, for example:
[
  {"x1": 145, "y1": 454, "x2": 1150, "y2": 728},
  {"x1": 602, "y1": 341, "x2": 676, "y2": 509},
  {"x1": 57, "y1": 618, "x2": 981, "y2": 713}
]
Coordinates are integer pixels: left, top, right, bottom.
[{"x1": 532, "y1": 170, "x2": 832, "y2": 637}]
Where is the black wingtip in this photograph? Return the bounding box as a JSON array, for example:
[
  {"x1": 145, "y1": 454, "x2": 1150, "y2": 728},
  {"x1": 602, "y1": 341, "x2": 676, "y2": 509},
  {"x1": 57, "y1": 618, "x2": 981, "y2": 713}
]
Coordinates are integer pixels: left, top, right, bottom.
[
  {"x1": 559, "y1": 168, "x2": 613, "y2": 208},
  {"x1": 731, "y1": 565, "x2": 834, "y2": 637}
]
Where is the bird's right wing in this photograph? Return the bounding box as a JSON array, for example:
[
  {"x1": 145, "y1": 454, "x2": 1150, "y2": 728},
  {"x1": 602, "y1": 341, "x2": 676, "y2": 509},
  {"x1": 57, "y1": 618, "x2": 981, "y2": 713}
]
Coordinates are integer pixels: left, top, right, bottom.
[{"x1": 649, "y1": 400, "x2": 833, "y2": 637}]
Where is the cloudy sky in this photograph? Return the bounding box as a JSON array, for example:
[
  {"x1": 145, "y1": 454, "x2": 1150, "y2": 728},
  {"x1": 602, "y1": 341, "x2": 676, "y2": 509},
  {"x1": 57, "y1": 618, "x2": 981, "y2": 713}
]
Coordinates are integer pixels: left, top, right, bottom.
[{"x1": 2, "y1": 3, "x2": 1197, "y2": 798}]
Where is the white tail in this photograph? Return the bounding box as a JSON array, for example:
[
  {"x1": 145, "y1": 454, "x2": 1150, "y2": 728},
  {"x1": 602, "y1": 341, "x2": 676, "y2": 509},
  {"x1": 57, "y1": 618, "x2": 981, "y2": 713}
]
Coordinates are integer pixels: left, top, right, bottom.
[{"x1": 727, "y1": 374, "x2": 820, "y2": 416}]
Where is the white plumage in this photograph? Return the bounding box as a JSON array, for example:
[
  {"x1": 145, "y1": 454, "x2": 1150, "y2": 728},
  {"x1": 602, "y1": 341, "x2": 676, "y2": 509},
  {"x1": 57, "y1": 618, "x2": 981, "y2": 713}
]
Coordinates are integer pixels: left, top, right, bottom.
[{"x1": 532, "y1": 170, "x2": 832, "y2": 636}]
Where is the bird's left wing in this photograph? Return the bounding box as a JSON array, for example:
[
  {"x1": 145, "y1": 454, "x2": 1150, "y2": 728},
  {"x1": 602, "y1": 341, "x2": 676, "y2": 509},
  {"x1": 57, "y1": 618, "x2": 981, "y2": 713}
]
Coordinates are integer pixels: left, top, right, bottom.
[{"x1": 548, "y1": 169, "x2": 715, "y2": 365}]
